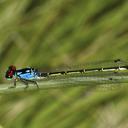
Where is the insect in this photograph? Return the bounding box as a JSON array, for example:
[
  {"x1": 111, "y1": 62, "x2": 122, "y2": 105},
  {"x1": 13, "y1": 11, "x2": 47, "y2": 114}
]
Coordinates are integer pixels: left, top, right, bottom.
[
  {"x1": 5, "y1": 59, "x2": 128, "y2": 89},
  {"x1": 5, "y1": 65, "x2": 41, "y2": 89}
]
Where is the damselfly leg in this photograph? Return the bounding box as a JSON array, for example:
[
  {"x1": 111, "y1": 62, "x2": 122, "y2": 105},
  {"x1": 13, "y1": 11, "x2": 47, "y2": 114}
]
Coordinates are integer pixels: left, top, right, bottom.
[
  {"x1": 19, "y1": 78, "x2": 39, "y2": 89},
  {"x1": 8, "y1": 78, "x2": 17, "y2": 89},
  {"x1": 8, "y1": 78, "x2": 39, "y2": 89}
]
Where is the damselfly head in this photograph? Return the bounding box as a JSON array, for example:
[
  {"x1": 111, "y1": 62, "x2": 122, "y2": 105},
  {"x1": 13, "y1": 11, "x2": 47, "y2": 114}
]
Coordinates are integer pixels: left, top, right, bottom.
[{"x1": 5, "y1": 65, "x2": 16, "y2": 79}]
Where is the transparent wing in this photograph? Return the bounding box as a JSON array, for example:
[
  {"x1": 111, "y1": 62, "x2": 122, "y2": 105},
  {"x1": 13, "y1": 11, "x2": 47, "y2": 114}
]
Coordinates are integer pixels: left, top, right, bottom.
[
  {"x1": 37, "y1": 69, "x2": 128, "y2": 89},
  {"x1": 51, "y1": 59, "x2": 128, "y2": 72}
]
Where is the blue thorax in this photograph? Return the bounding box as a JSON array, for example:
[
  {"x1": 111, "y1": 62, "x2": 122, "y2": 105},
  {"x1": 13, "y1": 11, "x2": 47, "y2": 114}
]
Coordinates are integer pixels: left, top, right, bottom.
[{"x1": 16, "y1": 68, "x2": 39, "y2": 80}]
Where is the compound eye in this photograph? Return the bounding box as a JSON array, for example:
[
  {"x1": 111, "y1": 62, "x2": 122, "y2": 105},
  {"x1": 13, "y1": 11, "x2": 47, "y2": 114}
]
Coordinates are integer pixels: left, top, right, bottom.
[{"x1": 5, "y1": 70, "x2": 13, "y2": 79}]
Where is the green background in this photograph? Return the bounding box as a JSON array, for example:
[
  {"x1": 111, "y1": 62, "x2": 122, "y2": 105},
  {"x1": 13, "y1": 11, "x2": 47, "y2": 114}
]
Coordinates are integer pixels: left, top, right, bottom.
[{"x1": 0, "y1": 0, "x2": 128, "y2": 128}]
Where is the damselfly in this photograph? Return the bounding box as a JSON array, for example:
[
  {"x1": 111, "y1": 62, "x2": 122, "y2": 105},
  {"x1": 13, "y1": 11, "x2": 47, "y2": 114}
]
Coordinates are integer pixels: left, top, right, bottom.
[{"x1": 5, "y1": 59, "x2": 128, "y2": 89}]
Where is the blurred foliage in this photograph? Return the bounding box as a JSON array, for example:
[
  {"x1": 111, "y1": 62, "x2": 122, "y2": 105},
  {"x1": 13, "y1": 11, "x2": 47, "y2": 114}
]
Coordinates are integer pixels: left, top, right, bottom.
[{"x1": 0, "y1": 0, "x2": 128, "y2": 127}]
